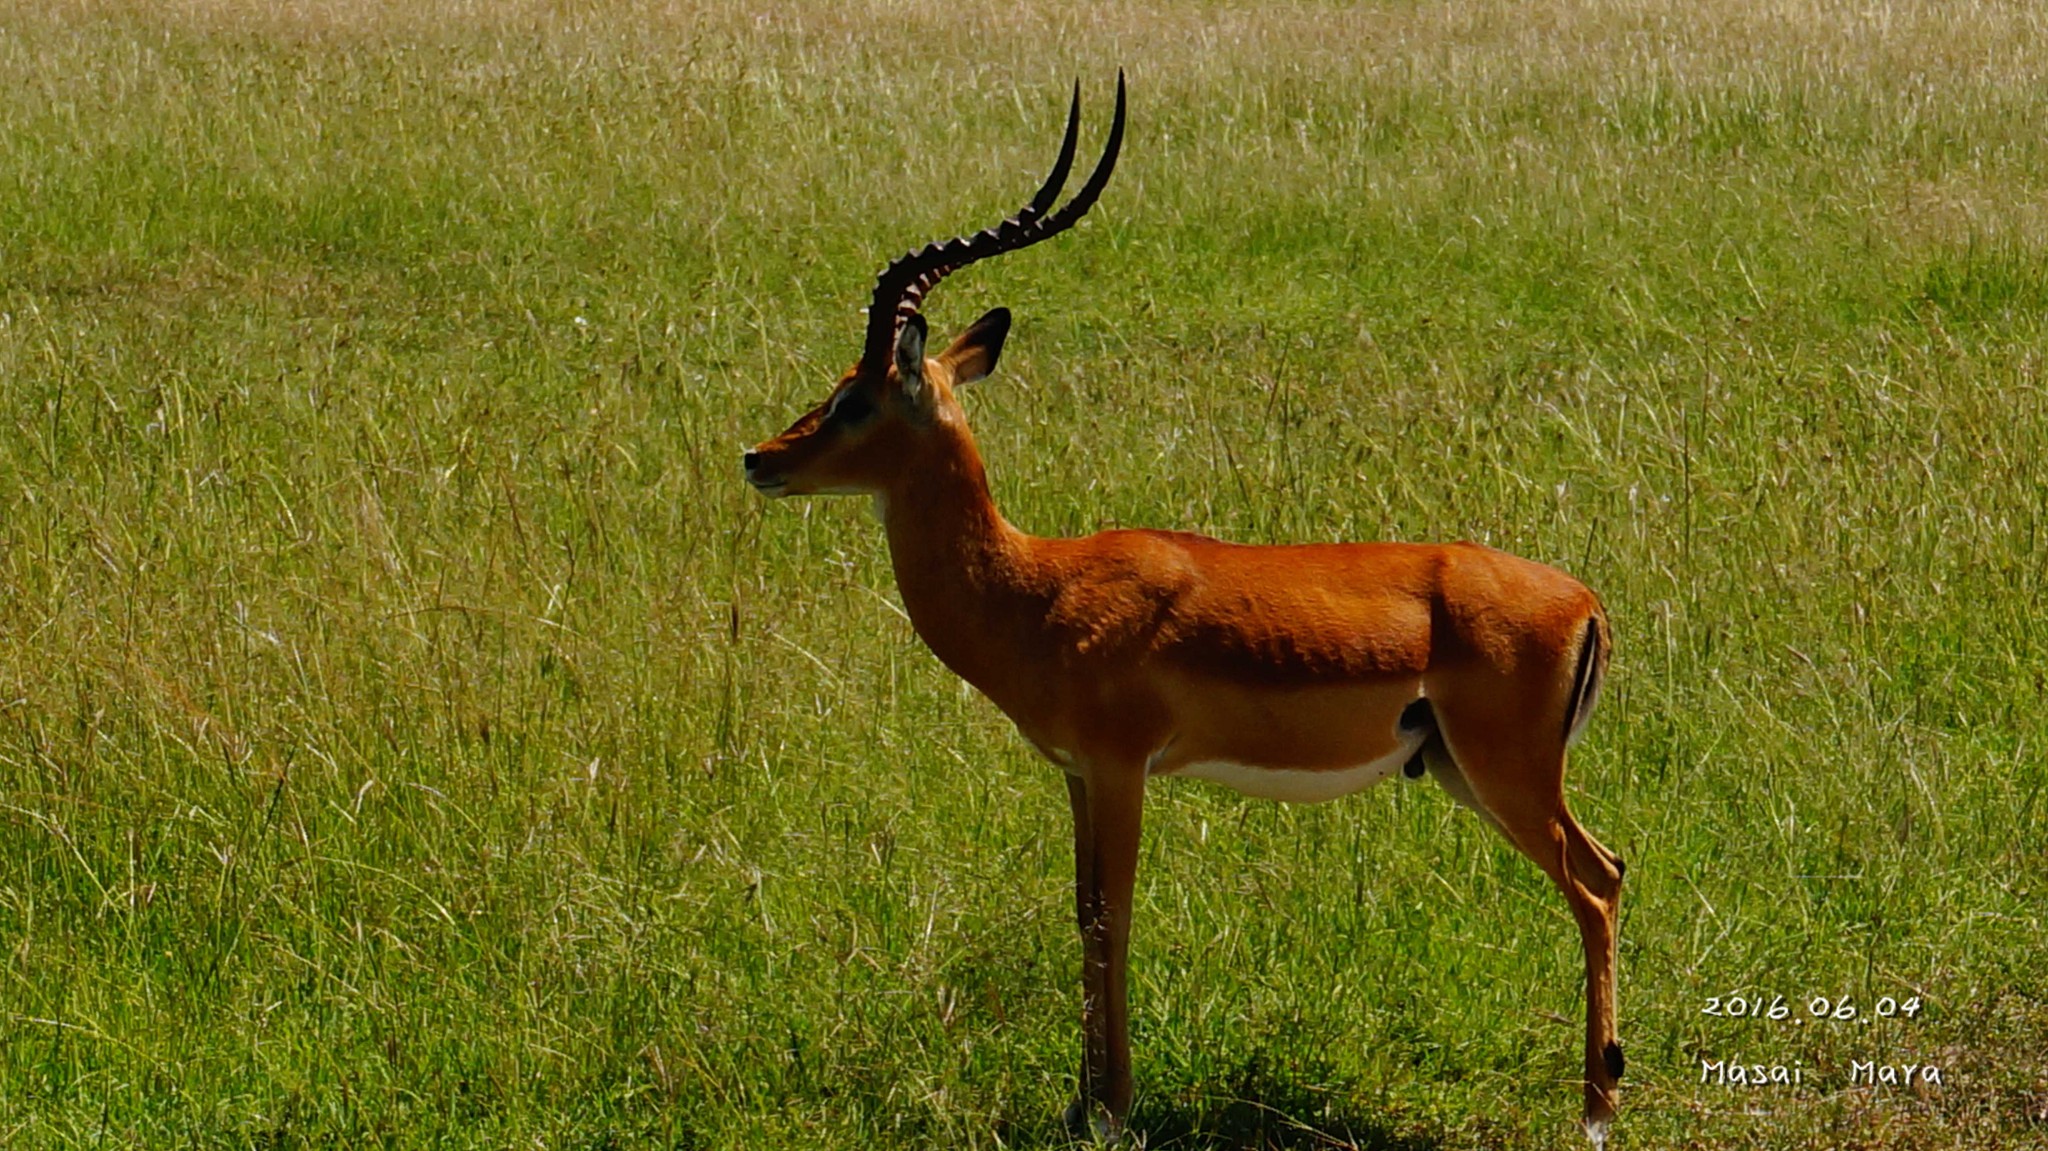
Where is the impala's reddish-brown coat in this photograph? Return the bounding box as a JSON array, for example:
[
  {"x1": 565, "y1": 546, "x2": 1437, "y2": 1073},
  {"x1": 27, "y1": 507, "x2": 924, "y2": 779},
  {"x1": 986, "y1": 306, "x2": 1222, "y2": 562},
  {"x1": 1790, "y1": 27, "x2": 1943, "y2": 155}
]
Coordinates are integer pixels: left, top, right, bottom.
[{"x1": 746, "y1": 75, "x2": 1625, "y2": 1146}]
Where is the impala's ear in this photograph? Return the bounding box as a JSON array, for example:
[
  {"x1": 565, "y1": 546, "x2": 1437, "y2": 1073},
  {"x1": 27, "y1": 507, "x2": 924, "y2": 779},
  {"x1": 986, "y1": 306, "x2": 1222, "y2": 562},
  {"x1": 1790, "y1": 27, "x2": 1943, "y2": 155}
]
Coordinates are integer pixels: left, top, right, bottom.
[
  {"x1": 939, "y1": 307, "x2": 1011, "y2": 386},
  {"x1": 894, "y1": 314, "x2": 928, "y2": 398}
]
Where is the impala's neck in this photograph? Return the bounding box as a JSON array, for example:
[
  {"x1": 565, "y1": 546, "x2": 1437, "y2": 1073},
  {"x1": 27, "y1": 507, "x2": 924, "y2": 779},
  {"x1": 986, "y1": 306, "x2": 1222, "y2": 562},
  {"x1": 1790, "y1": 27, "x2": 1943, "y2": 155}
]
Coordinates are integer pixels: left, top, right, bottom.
[{"x1": 879, "y1": 420, "x2": 1034, "y2": 689}]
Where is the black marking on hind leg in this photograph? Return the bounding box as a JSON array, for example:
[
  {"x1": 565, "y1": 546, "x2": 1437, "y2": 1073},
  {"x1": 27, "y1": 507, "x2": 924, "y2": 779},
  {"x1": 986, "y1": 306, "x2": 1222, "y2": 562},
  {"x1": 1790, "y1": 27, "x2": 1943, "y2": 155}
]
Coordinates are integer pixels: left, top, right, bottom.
[
  {"x1": 1604, "y1": 1042, "x2": 1625, "y2": 1079},
  {"x1": 1403, "y1": 752, "x2": 1425, "y2": 779},
  {"x1": 1615, "y1": 857, "x2": 1626, "y2": 880}
]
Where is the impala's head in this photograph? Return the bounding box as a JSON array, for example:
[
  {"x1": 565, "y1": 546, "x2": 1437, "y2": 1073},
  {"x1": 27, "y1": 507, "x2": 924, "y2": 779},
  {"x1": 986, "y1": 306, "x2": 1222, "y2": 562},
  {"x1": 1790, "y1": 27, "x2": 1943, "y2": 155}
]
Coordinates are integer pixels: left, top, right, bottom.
[
  {"x1": 743, "y1": 309, "x2": 1013, "y2": 498},
  {"x1": 744, "y1": 71, "x2": 1125, "y2": 501}
]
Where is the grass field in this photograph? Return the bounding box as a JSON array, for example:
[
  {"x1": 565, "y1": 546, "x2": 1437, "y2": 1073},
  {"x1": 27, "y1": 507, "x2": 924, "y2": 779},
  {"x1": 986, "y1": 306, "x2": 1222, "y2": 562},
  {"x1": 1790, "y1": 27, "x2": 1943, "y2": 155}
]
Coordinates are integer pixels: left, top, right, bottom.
[{"x1": 3, "y1": 0, "x2": 2046, "y2": 1147}]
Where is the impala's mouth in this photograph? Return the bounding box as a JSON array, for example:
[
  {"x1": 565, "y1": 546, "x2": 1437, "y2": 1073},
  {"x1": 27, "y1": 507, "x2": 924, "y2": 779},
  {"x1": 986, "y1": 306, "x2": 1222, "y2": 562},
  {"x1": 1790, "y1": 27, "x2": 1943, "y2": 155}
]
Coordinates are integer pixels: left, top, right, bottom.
[{"x1": 743, "y1": 447, "x2": 789, "y2": 497}]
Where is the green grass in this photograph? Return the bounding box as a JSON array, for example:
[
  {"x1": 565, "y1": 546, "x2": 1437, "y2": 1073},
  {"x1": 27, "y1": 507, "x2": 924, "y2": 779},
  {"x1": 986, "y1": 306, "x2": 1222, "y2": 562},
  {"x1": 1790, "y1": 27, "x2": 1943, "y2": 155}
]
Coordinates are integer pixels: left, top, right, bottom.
[{"x1": 2, "y1": 1, "x2": 2046, "y2": 1147}]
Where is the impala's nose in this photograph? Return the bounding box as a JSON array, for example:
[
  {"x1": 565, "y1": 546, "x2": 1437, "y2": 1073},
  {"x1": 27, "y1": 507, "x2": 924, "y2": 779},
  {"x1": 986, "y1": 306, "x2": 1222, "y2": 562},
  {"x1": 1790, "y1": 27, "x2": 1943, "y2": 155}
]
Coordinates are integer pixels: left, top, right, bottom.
[{"x1": 744, "y1": 449, "x2": 786, "y2": 496}]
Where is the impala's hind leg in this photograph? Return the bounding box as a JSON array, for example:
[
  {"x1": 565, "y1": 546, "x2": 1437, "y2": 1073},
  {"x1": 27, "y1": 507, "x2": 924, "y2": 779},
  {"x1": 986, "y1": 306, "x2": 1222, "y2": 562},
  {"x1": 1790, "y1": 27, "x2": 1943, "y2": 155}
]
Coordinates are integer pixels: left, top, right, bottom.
[
  {"x1": 1431, "y1": 723, "x2": 1624, "y2": 1140},
  {"x1": 1548, "y1": 805, "x2": 1624, "y2": 1141}
]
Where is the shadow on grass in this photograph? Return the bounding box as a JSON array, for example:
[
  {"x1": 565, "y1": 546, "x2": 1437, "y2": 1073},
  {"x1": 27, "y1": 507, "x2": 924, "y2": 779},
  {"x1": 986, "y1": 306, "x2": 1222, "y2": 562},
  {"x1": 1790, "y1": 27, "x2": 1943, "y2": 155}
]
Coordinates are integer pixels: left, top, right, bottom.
[{"x1": 1006, "y1": 1055, "x2": 1449, "y2": 1151}]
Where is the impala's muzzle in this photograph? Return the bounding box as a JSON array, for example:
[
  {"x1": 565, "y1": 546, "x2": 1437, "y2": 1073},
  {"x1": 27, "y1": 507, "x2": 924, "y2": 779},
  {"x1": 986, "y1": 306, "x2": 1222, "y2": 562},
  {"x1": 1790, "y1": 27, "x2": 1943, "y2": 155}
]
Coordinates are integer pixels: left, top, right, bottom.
[{"x1": 743, "y1": 449, "x2": 789, "y2": 497}]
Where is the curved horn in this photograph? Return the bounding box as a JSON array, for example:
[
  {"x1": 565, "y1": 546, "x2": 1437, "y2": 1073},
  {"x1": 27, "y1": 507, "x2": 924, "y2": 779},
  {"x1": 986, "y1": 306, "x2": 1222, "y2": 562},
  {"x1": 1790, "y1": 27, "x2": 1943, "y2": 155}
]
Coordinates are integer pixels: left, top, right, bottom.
[
  {"x1": 860, "y1": 70, "x2": 1126, "y2": 377},
  {"x1": 1031, "y1": 81, "x2": 1084, "y2": 217}
]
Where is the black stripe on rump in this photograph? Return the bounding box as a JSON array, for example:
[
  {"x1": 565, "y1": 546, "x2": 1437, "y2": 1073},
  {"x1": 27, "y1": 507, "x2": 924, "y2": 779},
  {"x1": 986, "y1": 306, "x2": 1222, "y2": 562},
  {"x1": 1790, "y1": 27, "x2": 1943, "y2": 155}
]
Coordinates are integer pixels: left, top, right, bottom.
[{"x1": 1563, "y1": 616, "x2": 1602, "y2": 742}]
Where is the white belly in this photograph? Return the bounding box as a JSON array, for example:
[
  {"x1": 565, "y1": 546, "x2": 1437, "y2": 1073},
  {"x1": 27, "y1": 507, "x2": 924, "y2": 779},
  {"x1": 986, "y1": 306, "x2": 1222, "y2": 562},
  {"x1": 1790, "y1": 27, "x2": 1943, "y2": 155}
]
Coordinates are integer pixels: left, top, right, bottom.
[{"x1": 1166, "y1": 734, "x2": 1422, "y2": 804}]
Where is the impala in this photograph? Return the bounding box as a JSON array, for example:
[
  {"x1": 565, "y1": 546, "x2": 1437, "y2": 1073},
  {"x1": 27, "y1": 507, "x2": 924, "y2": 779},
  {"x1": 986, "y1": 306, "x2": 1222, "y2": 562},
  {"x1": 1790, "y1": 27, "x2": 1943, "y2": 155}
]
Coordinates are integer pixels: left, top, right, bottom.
[{"x1": 743, "y1": 74, "x2": 1626, "y2": 1145}]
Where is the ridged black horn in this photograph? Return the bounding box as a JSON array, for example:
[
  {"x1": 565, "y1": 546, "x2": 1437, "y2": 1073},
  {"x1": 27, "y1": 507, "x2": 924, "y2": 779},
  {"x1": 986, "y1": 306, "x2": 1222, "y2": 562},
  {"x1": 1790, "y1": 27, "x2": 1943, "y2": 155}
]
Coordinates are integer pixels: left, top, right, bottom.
[{"x1": 859, "y1": 71, "x2": 1126, "y2": 376}]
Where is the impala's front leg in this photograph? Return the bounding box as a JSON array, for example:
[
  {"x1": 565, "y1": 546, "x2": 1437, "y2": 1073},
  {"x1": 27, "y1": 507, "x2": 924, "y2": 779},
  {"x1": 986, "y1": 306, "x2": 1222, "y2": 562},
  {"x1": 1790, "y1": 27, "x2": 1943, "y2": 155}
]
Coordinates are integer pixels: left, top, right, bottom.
[{"x1": 1063, "y1": 767, "x2": 1144, "y2": 1144}]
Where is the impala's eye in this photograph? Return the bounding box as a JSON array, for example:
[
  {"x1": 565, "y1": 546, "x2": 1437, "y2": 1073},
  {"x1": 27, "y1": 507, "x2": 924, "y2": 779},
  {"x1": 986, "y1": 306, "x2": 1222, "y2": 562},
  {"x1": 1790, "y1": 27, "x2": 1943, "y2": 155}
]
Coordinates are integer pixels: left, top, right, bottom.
[{"x1": 828, "y1": 388, "x2": 874, "y2": 426}]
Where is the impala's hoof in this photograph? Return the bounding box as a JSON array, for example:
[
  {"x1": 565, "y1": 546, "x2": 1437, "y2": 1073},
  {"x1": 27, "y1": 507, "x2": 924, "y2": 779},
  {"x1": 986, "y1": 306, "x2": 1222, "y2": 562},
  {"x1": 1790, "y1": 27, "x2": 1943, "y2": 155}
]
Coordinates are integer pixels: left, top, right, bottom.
[
  {"x1": 1582, "y1": 1077, "x2": 1619, "y2": 1149},
  {"x1": 1062, "y1": 1098, "x2": 1127, "y2": 1146}
]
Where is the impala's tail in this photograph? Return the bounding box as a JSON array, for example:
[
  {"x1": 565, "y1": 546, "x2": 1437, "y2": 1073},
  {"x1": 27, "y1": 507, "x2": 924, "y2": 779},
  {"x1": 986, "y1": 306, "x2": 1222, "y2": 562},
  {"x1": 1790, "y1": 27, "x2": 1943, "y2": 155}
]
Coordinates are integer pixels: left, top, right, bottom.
[{"x1": 1563, "y1": 610, "x2": 1610, "y2": 747}]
